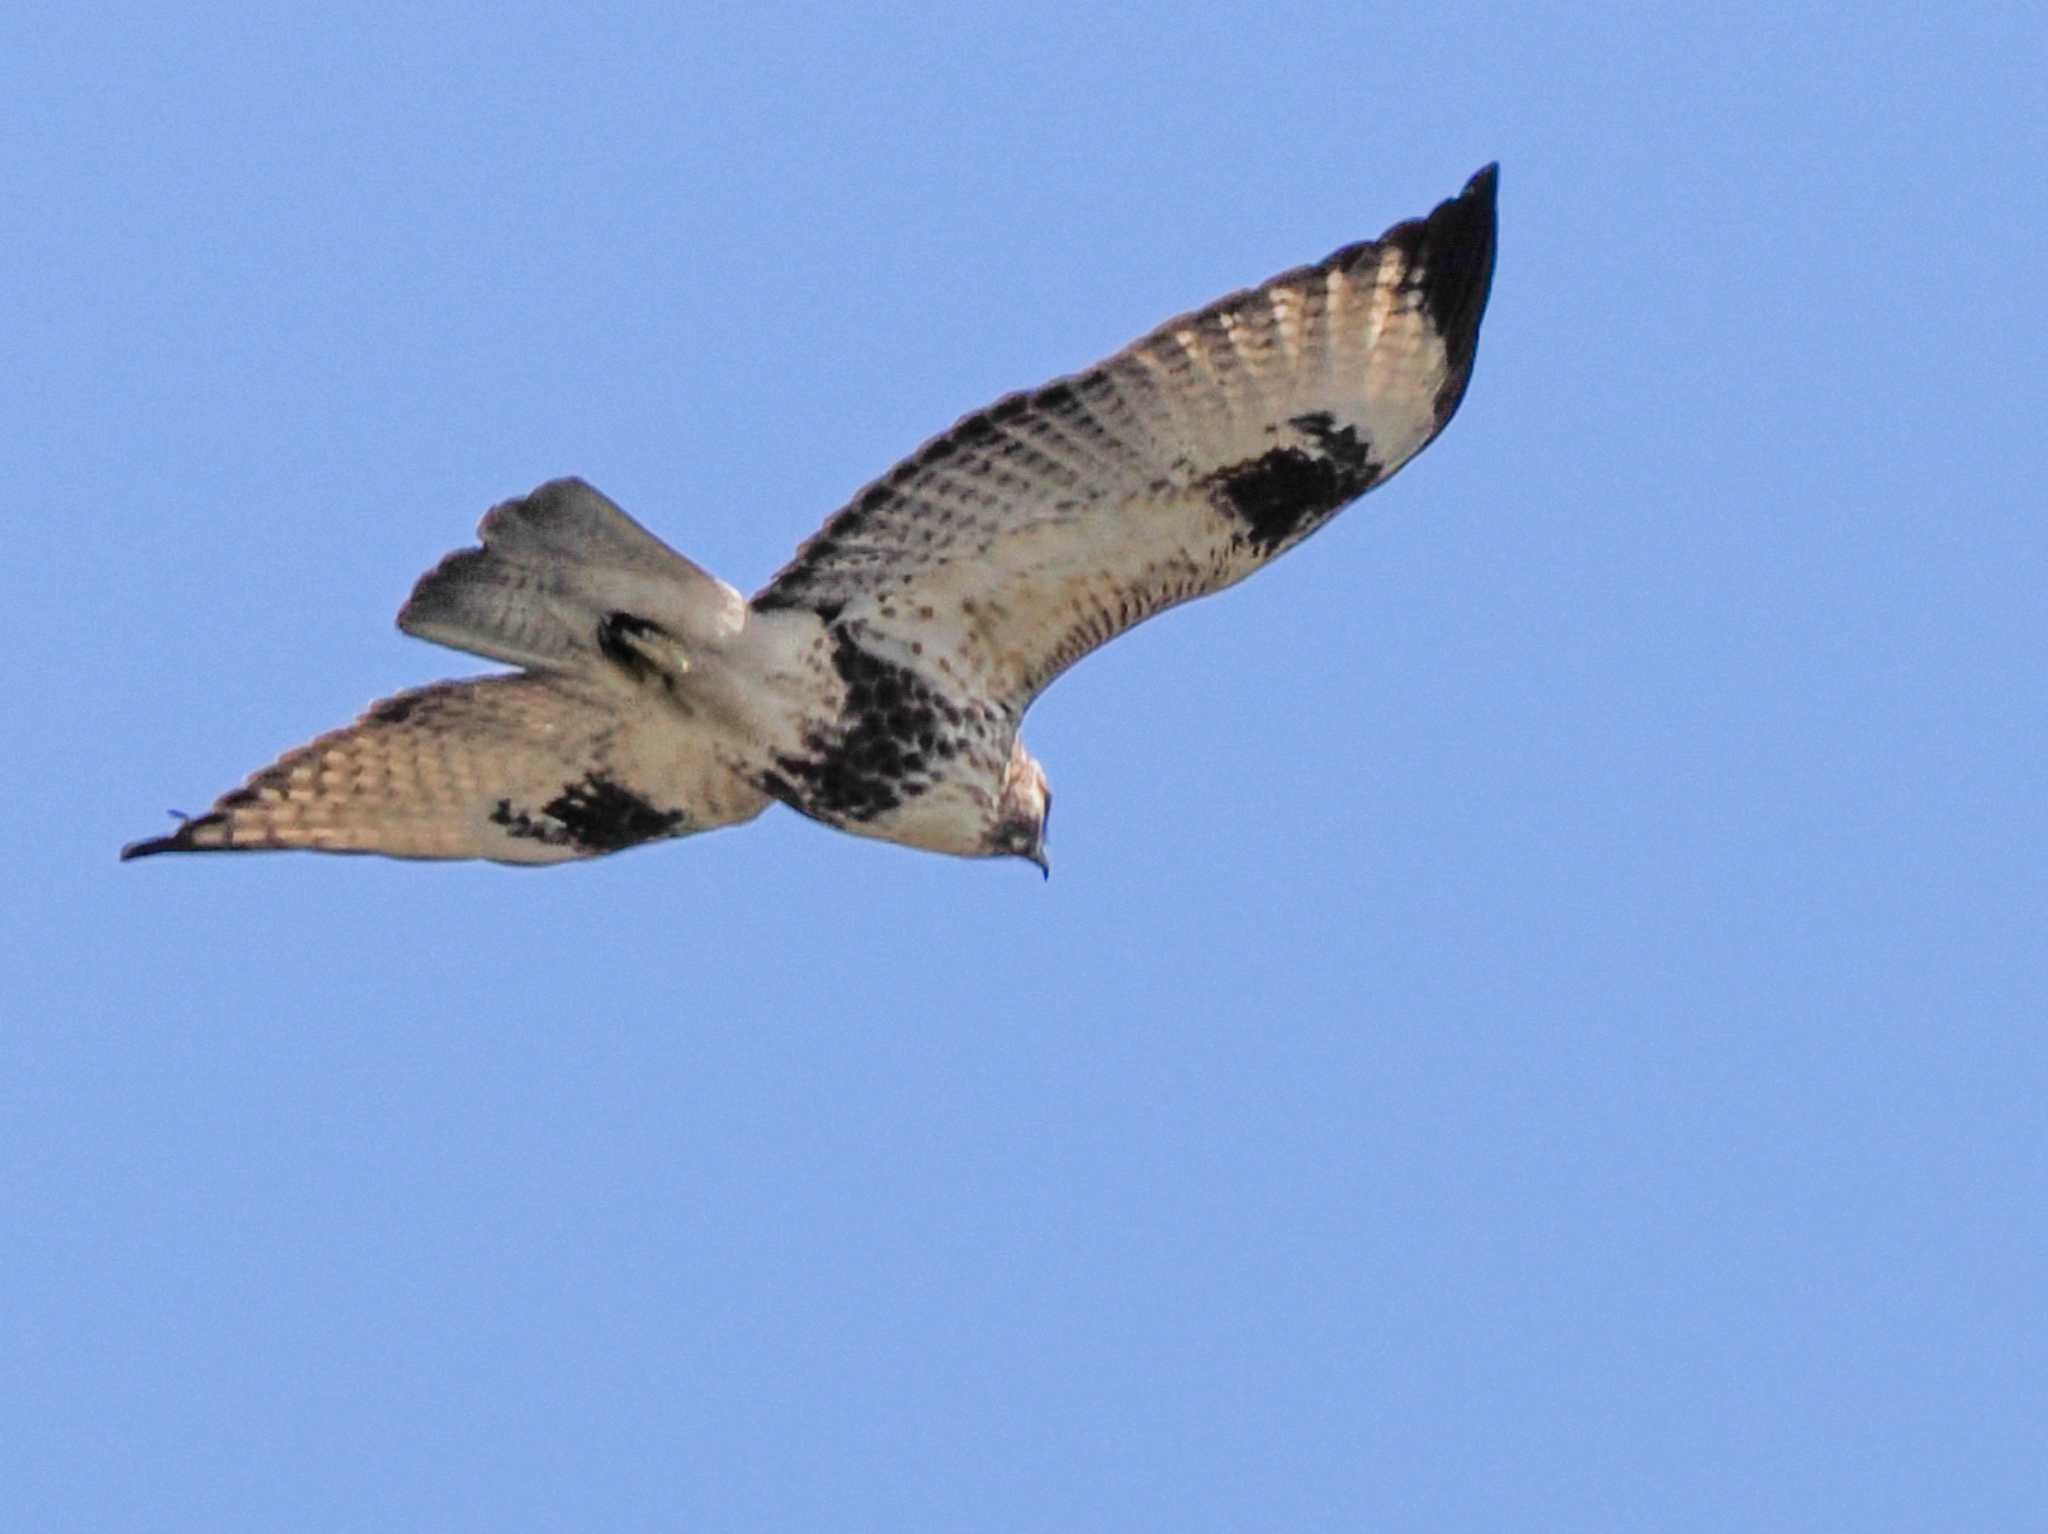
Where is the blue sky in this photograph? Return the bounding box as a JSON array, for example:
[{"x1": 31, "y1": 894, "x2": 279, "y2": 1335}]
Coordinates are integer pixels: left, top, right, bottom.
[{"x1": 6, "y1": 2, "x2": 2042, "y2": 1528}]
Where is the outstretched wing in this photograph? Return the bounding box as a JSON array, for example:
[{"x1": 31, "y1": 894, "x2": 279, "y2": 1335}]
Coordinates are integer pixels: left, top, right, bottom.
[
  {"x1": 753, "y1": 164, "x2": 1497, "y2": 714},
  {"x1": 120, "y1": 672, "x2": 769, "y2": 864}
]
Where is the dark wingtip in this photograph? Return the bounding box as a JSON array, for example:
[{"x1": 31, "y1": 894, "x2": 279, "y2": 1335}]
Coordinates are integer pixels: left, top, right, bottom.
[
  {"x1": 1382, "y1": 162, "x2": 1500, "y2": 426},
  {"x1": 120, "y1": 812, "x2": 214, "y2": 861},
  {"x1": 1422, "y1": 163, "x2": 1499, "y2": 371}
]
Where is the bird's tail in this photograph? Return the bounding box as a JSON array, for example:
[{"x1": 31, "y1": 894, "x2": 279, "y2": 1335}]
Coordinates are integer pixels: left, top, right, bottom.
[{"x1": 396, "y1": 477, "x2": 748, "y2": 674}]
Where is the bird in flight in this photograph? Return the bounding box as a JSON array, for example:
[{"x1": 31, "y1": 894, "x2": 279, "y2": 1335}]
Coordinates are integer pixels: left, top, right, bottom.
[{"x1": 124, "y1": 165, "x2": 1498, "y2": 875}]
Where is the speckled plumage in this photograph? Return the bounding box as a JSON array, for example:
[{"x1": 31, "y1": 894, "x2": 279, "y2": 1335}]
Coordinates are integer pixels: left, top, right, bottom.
[{"x1": 123, "y1": 165, "x2": 1497, "y2": 871}]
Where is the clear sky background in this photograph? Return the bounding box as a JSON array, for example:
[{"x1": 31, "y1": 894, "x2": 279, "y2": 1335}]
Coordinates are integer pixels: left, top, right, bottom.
[{"x1": 6, "y1": 3, "x2": 2042, "y2": 1528}]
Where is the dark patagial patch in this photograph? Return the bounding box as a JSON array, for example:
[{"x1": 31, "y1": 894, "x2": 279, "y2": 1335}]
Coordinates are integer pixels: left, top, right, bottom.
[
  {"x1": 754, "y1": 379, "x2": 1074, "y2": 619},
  {"x1": 767, "y1": 627, "x2": 967, "y2": 824},
  {"x1": 1211, "y1": 411, "x2": 1383, "y2": 556},
  {"x1": 367, "y1": 692, "x2": 423, "y2": 725},
  {"x1": 490, "y1": 774, "x2": 687, "y2": 853},
  {"x1": 1033, "y1": 380, "x2": 1079, "y2": 415},
  {"x1": 752, "y1": 483, "x2": 903, "y2": 615}
]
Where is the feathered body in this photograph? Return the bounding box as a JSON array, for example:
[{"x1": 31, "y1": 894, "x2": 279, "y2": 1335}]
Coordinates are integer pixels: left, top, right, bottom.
[{"x1": 124, "y1": 165, "x2": 1498, "y2": 871}]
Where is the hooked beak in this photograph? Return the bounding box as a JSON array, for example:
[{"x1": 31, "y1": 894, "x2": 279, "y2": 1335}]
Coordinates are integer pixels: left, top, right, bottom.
[{"x1": 1029, "y1": 846, "x2": 1051, "y2": 880}]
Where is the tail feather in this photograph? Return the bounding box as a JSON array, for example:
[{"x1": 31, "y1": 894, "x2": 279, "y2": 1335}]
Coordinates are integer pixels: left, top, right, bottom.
[
  {"x1": 397, "y1": 478, "x2": 746, "y2": 673},
  {"x1": 120, "y1": 672, "x2": 769, "y2": 864}
]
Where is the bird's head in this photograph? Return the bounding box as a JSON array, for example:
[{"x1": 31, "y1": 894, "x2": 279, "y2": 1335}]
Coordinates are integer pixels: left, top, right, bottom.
[{"x1": 986, "y1": 739, "x2": 1051, "y2": 877}]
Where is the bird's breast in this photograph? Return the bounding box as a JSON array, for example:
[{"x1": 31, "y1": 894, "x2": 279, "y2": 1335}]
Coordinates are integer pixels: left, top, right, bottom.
[{"x1": 752, "y1": 619, "x2": 1013, "y2": 854}]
